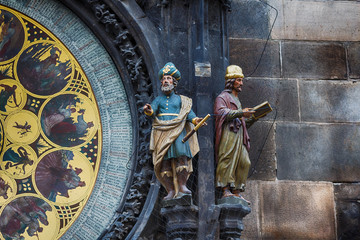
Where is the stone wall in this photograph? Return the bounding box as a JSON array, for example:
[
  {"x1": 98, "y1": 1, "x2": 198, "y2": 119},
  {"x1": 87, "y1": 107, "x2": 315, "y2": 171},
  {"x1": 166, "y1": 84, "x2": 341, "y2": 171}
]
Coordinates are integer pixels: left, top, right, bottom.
[{"x1": 228, "y1": 0, "x2": 360, "y2": 239}]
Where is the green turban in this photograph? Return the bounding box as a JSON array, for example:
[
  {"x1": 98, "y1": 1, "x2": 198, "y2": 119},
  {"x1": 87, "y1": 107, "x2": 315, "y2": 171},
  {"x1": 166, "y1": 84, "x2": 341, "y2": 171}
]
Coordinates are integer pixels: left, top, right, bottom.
[{"x1": 158, "y1": 62, "x2": 181, "y2": 81}]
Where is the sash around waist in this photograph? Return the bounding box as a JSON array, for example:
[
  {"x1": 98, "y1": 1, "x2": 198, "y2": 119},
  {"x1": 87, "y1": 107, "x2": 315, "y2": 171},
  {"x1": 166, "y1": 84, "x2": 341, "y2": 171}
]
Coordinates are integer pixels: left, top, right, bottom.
[{"x1": 157, "y1": 113, "x2": 179, "y2": 117}]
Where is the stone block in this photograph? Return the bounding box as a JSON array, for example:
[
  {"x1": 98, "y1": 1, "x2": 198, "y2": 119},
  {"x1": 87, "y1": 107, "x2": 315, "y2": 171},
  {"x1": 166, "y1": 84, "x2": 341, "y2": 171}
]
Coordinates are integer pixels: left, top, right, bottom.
[
  {"x1": 240, "y1": 78, "x2": 299, "y2": 122},
  {"x1": 209, "y1": 57, "x2": 228, "y2": 98},
  {"x1": 276, "y1": 123, "x2": 360, "y2": 182},
  {"x1": 334, "y1": 183, "x2": 360, "y2": 201},
  {"x1": 242, "y1": 181, "x2": 336, "y2": 239},
  {"x1": 300, "y1": 81, "x2": 360, "y2": 123},
  {"x1": 239, "y1": 180, "x2": 261, "y2": 240},
  {"x1": 228, "y1": 0, "x2": 269, "y2": 39},
  {"x1": 247, "y1": 122, "x2": 276, "y2": 181},
  {"x1": 139, "y1": 0, "x2": 161, "y2": 28},
  {"x1": 282, "y1": 41, "x2": 347, "y2": 79},
  {"x1": 218, "y1": 202, "x2": 251, "y2": 239},
  {"x1": 208, "y1": 1, "x2": 221, "y2": 33},
  {"x1": 169, "y1": 1, "x2": 189, "y2": 32},
  {"x1": 259, "y1": 181, "x2": 336, "y2": 239},
  {"x1": 334, "y1": 183, "x2": 360, "y2": 239},
  {"x1": 268, "y1": 0, "x2": 360, "y2": 41},
  {"x1": 166, "y1": 31, "x2": 192, "y2": 95},
  {"x1": 348, "y1": 42, "x2": 360, "y2": 79},
  {"x1": 160, "y1": 205, "x2": 199, "y2": 239},
  {"x1": 229, "y1": 39, "x2": 280, "y2": 78}
]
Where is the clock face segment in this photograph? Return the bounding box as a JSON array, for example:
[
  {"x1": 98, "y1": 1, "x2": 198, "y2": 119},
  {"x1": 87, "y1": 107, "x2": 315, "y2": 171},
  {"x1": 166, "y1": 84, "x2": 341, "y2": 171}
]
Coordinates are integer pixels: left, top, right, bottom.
[{"x1": 0, "y1": 2, "x2": 133, "y2": 239}]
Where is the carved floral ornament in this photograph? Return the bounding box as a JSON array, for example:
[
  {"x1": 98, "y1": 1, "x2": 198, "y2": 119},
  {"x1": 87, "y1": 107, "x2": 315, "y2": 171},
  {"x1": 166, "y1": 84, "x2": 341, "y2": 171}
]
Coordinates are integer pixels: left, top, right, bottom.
[{"x1": 81, "y1": 1, "x2": 155, "y2": 239}]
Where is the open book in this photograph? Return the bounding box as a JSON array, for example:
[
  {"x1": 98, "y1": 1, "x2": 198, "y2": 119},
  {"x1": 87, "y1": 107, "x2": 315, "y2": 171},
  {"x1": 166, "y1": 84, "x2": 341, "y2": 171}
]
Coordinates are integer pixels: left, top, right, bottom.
[{"x1": 251, "y1": 101, "x2": 273, "y2": 120}]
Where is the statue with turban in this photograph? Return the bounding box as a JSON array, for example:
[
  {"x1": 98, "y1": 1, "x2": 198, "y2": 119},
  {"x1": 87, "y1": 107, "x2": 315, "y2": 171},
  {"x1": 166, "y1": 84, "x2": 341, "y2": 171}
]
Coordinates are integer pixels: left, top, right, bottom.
[{"x1": 143, "y1": 62, "x2": 205, "y2": 200}]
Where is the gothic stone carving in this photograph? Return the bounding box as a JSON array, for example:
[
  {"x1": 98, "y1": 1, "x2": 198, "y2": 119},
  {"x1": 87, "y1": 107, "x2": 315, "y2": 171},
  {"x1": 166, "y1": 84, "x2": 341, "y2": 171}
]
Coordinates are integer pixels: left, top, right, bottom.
[{"x1": 80, "y1": 0, "x2": 155, "y2": 239}]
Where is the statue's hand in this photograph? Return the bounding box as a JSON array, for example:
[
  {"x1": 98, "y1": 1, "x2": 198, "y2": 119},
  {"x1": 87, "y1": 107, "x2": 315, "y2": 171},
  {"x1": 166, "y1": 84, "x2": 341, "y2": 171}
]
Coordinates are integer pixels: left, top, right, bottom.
[
  {"x1": 143, "y1": 104, "x2": 152, "y2": 114},
  {"x1": 194, "y1": 117, "x2": 207, "y2": 126},
  {"x1": 242, "y1": 108, "x2": 255, "y2": 118}
]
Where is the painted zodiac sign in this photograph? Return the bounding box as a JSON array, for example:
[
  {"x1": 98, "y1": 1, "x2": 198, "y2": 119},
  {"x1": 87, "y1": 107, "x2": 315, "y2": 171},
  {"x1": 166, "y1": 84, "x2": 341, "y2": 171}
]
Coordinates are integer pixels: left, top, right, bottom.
[
  {"x1": 0, "y1": 84, "x2": 20, "y2": 112},
  {"x1": 13, "y1": 121, "x2": 31, "y2": 137},
  {"x1": 0, "y1": 196, "x2": 52, "y2": 239},
  {"x1": 3, "y1": 146, "x2": 34, "y2": 175},
  {"x1": 0, "y1": 177, "x2": 12, "y2": 200}
]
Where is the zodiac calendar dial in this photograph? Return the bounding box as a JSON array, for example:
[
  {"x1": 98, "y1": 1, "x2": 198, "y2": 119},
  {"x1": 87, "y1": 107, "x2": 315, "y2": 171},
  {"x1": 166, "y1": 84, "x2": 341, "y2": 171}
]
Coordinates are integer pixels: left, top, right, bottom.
[{"x1": 0, "y1": 5, "x2": 102, "y2": 240}]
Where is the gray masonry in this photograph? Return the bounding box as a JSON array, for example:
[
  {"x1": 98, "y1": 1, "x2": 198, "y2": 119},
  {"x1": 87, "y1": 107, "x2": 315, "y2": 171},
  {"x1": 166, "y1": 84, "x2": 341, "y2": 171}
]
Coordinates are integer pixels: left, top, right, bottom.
[
  {"x1": 4, "y1": 0, "x2": 358, "y2": 239},
  {"x1": 229, "y1": 0, "x2": 360, "y2": 239}
]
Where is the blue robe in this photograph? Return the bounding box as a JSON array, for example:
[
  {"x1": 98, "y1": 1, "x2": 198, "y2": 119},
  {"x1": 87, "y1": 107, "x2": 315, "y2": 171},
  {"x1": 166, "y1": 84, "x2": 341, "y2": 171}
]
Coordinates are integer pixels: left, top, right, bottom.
[{"x1": 150, "y1": 91, "x2": 196, "y2": 160}]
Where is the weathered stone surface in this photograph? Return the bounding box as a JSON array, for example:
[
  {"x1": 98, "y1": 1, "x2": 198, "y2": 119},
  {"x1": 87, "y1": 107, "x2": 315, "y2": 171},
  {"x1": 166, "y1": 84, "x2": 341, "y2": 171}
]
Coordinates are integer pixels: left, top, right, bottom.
[
  {"x1": 169, "y1": 1, "x2": 190, "y2": 32},
  {"x1": 229, "y1": 39, "x2": 280, "y2": 78},
  {"x1": 277, "y1": 123, "x2": 360, "y2": 182},
  {"x1": 167, "y1": 31, "x2": 192, "y2": 95},
  {"x1": 137, "y1": 0, "x2": 161, "y2": 28},
  {"x1": 240, "y1": 180, "x2": 261, "y2": 240},
  {"x1": 240, "y1": 78, "x2": 299, "y2": 122},
  {"x1": 336, "y1": 201, "x2": 360, "y2": 240},
  {"x1": 334, "y1": 183, "x2": 360, "y2": 240},
  {"x1": 282, "y1": 41, "x2": 347, "y2": 79},
  {"x1": 334, "y1": 183, "x2": 360, "y2": 201},
  {"x1": 268, "y1": 0, "x2": 360, "y2": 41},
  {"x1": 228, "y1": 0, "x2": 269, "y2": 39},
  {"x1": 348, "y1": 42, "x2": 360, "y2": 79},
  {"x1": 242, "y1": 181, "x2": 336, "y2": 239},
  {"x1": 160, "y1": 204, "x2": 199, "y2": 239},
  {"x1": 259, "y1": 181, "x2": 336, "y2": 239},
  {"x1": 218, "y1": 202, "x2": 251, "y2": 239},
  {"x1": 300, "y1": 81, "x2": 360, "y2": 123},
  {"x1": 247, "y1": 122, "x2": 276, "y2": 181}
]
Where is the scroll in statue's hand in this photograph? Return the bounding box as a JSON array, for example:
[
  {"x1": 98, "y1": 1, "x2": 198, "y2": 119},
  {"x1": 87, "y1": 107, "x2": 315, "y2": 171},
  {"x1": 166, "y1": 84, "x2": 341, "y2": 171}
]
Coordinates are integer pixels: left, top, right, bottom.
[{"x1": 194, "y1": 117, "x2": 208, "y2": 126}]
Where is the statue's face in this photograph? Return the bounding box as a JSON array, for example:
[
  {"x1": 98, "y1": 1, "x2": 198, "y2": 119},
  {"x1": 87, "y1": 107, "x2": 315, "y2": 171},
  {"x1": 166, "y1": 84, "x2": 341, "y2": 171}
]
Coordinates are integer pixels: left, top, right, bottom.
[
  {"x1": 161, "y1": 75, "x2": 175, "y2": 94},
  {"x1": 161, "y1": 75, "x2": 174, "y2": 87},
  {"x1": 233, "y1": 77, "x2": 244, "y2": 92}
]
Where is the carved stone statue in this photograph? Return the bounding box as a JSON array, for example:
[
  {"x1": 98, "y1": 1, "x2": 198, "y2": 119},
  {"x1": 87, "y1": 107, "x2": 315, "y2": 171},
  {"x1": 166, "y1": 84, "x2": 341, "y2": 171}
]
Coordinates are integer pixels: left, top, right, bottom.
[
  {"x1": 144, "y1": 62, "x2": 204, "y2": 200},
  {"x1": 214, "y1": 65, "x2": 255, "y2": 203}
]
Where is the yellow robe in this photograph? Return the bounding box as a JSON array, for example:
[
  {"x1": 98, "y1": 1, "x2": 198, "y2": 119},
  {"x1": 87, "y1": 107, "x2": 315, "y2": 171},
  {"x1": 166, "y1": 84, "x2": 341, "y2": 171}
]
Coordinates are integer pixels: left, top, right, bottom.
[
  {"x1": 214, "y1": 90, "x2": 251, "y2": 191},
  {"x1": 149, "y1": 95, "x2": 199, "y2": 189}
]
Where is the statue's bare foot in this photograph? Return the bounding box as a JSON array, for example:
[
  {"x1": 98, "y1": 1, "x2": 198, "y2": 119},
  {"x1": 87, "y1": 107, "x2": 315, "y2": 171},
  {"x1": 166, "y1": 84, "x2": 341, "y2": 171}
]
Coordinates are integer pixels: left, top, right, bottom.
[
  {"x1": 163, "y1": 190, "x2": 175, "y2": 200},
  {"x1": 179, "y1": 185, "x2": 191, "y2": 194},
  {"x1": 222, "y1": 187, "x2": 236, "y2": 198},
  {"x1": 233, "y1": 190, "x2": 250, "y2": 204}
]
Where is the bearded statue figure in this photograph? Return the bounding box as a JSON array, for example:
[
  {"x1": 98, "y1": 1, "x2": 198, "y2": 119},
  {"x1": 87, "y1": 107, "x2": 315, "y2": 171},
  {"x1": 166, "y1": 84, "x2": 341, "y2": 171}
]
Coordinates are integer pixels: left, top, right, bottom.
[
  {"x1": 143, "y1": 62, "x2": 204, "y2": 200},
  {"x1": 214, "y1": 65, "x2": 255, "y2": 203}
]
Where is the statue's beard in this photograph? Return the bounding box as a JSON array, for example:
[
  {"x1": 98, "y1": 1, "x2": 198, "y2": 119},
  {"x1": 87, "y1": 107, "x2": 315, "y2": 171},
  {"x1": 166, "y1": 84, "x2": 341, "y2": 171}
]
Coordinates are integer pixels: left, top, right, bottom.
[
  {"x1": 234, "y1": 86, "x2": 242, "y2": 92},
  {"x1": 161, "y1": 83, "x2": 175, "y2": 93},
  {"x1": 231, "y1": 83, "x2": 241, "y2": 92}
]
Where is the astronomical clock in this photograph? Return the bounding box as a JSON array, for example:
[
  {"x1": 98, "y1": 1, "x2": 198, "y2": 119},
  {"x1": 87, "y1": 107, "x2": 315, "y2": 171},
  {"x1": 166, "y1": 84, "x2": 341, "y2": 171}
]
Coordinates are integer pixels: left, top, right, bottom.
[{"x1": 0, "y1": 0, "x2": 147, "y2": 239}]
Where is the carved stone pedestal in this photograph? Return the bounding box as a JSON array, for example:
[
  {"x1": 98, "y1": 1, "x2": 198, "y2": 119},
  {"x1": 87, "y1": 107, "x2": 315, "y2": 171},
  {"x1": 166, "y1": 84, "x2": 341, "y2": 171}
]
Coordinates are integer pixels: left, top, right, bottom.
[
  {"x1": 160, "y1": 195, "x2": 198, "y2": 240},
  {"x1": 217, "y1": 197, "x2": 252, "y2": 240}
]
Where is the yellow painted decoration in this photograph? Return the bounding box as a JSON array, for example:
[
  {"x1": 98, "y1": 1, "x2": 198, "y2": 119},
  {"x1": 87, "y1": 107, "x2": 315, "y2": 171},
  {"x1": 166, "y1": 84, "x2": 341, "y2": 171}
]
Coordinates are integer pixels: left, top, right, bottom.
[{"x1": 0, "y1": 5, "x2": 102, "y2": 240}]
